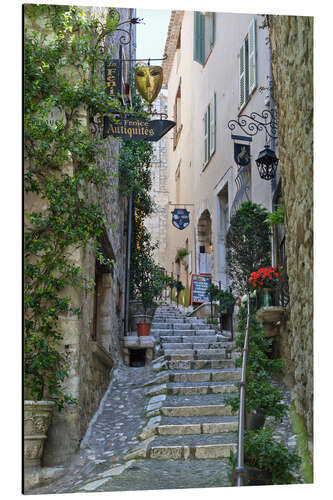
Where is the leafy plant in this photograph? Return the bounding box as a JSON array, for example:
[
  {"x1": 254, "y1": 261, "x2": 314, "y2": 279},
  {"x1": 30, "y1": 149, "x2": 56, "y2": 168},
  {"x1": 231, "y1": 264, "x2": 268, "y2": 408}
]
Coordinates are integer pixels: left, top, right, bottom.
[
  {"x1": 229, "y1": 428, "x2": 301, "y2": 485},
  {"x1": 208, "y1": 283, "x2": 235, "y2": 312},
  {"x1": 266, "y1": 204, "x2": 285, "y2": 227},
  {"x1": 24, "y1": 5, "x2": 121, "y2": 408},
  {"x1": 226, "y1": 201, "x2": 271, "y2": 295},
  {"x1": 176, "y1": 247, "x2": 189, "y2": 262},
  {"x1": 225, "y1": 306, "x2": 286, "y2": 420},
  {"x1": 248, "y1": 265, "x2": 281, "y2": 289}
]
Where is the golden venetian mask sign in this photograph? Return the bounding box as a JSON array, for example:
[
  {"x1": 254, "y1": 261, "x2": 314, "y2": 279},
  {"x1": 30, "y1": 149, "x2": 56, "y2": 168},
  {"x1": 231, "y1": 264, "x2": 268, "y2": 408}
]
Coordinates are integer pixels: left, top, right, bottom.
[{"x1": 134, "y1": 66, "x2": 163, "y2": 104}]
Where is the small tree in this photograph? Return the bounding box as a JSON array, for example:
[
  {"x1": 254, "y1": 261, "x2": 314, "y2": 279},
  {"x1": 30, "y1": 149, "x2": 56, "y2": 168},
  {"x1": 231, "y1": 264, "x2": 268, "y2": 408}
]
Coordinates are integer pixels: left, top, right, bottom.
[{"x1": 226, "y1": 201, "x2": 271, "y2": 296}]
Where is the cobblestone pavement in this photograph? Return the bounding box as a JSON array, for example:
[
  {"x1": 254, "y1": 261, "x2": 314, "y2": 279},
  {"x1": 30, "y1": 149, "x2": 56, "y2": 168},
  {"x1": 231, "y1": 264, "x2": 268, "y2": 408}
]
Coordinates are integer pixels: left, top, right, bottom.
[
  {"x1": 30, "y1": 363, "x2": 233, "y2": 494},
  {"x1": 30, "y1": 306, "x2": 301, "y2": 494}
]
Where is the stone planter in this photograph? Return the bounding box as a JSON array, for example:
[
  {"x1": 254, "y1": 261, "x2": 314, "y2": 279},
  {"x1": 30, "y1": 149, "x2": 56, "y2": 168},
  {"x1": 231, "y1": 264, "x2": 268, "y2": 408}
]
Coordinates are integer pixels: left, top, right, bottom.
[
  {"x1": 24, "y1": 401, "x2": 55, "y2": 467},
  {"x1": 256, "y1": 306, "x2": 286, "y2": 337}
]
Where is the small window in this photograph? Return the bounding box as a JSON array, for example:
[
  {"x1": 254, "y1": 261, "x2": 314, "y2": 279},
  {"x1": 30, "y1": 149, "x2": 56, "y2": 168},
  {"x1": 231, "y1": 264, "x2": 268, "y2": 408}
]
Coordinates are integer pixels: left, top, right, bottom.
[
  {"x1": 194, "y1": 11, "x2": 216, "y2": 65},
  {"x1": 203, "y1": 92, "x2": 216, "y2": 168},
  {"x1": 173, "y1": 81, "x2": 182, "y2": 149},
  {"x1": 239, "y1": 17, "x2": 257, "y2": 110}
]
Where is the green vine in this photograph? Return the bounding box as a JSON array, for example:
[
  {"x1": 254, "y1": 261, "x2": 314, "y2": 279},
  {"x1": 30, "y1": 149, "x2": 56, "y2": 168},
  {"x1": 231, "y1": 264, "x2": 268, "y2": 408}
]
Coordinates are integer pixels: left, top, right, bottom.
[{"x1": 24, "y1": 5, "x2": 123, "y2": 408}]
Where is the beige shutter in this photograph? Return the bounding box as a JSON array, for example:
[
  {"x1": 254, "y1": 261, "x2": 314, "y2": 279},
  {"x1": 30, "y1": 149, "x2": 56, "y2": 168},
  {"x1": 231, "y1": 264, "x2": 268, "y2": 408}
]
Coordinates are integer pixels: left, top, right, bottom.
[
  {"x1": 239, "y1": 42, "x2": 247, "y2": 109},
  {"x1": 209, "y1": 92, "x2": 216, "y2": 157},
  {"x1": 204, "y1": 109, "x2": 208, "y2": 166},
  {"x1": 248, "y1": 17, "x2": 257, "y2": 94}
]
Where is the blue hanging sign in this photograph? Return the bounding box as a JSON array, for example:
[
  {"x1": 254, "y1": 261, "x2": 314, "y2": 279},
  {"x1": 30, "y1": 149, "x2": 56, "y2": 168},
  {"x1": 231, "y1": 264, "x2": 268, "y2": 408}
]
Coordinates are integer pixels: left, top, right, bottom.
[
  {"x1": 171, "y1": 208, "x2": 190, "y2": 230},
  {"x1": 234, "y1": 143, "x2": 251, "y2": 166}
]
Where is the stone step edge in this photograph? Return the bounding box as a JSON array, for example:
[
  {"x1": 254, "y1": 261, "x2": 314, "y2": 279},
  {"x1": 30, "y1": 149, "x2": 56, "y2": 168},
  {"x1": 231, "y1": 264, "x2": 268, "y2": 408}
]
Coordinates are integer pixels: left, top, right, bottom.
[
  {"x1": 143, "y1": 370, "x2": 241, "y2": 387},
  {"x1": 139, "y1": 421, "x2": 238, "y2": 440},
  {"x1": 148, "y1": 443, "x2": 237, "y2": 460},
  {"x1": 145, "y1": 383, "x2": 239, "y2": 398},
  {"x1": 160, "y1": 404, "x2": 238, "y2": 417}
]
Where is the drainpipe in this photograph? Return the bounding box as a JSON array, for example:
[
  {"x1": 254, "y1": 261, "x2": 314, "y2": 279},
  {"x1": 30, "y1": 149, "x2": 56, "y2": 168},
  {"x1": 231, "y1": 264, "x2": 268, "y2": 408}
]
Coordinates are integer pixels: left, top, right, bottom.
[{"x1": 124, "y1": 192, "x2": 133, "y2": 336}]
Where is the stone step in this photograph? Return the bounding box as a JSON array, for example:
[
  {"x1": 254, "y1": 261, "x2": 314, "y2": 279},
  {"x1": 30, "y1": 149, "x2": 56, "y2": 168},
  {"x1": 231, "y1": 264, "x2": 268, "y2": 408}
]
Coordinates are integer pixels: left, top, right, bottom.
[
  {"x1": 168, "y1": 368, "x2": 241, "y2": 383},
  {"x1": 160, "y1": 335, "x2": 225, "y2": 343},
  {"x1": 162, "y1": 342, "x2": 230, "y2": 351},
  {"x1": 167, "y1": 359, "x2": 235, "y2": 370},
  {"x1": 165, "y1": 393, "x2": 238, "y2": 407},
  {"x1": 167, "y1": 381, "x2": 238, "y2": 395},
  {"x1": 161, "y1": 404, "x2": 236, "y2": 417},
  {"x1": 146, "y1": 433, "x2": 237, "y2": 459},
  {"x1": 152, "y1": 329, "x2": 218, "y2": 336},
  {"x1": 157, "y1": 420, "x2": 238, "y2": 436},
  {"x1": 164, "y1": 349, "x2": 228, "y2": 360}
]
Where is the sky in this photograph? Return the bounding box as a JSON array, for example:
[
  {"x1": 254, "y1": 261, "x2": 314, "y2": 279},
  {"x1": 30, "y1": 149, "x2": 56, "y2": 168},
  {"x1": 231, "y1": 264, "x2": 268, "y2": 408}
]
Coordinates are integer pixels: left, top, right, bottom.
[{"x1": 136, "y1": 8, "x2": 171, "y2": 62}]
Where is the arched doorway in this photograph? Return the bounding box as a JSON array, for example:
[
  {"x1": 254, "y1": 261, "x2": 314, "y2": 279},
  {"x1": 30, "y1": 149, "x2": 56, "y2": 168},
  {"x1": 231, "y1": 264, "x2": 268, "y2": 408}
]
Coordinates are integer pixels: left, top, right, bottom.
[{"x1": 197, "y1": 210, "x2": 213, "y2": 274}]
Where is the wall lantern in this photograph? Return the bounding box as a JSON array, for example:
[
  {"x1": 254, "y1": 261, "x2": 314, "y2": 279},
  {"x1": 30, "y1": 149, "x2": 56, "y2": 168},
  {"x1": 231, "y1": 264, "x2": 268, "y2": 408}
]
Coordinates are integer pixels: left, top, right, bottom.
[
  {"x1": 228, "y1": 109, "x2": 279, "y2": 182},
  {"x1": 255, "y1": 144, "x2": 279, "y2": 180}
]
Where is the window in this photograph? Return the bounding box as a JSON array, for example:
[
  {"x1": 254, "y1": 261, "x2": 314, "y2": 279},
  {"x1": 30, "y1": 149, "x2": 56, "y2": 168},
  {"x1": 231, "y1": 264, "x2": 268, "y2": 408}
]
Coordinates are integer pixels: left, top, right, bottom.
[
  {"x1": 173, "y1": 81, "x2": 182, "y2": 149},
  {"x1": 203, "y1": 92, "x2": 216, "y2": 168},
  {"x1": 193, "y1": 12, "x2": 216, "y2": 65},
  {"x1": 239, "y1": 17, "x2": 257, "y2": 110}
]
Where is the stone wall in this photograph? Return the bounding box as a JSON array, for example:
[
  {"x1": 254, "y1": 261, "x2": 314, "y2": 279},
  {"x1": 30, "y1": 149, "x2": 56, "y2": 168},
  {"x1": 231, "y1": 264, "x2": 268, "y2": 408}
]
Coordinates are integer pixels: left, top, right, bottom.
[
  {"x1": 269, "y1": 15, "x2": 313, "y2": 456},
  {"x1": 25, "y1": 6, "x2": 133, "y2": 468}
]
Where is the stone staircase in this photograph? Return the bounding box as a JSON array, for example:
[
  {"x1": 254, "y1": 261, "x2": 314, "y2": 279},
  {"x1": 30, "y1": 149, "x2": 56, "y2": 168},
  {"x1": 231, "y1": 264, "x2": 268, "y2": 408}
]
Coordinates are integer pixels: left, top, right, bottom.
[{"x1": 126, "y1": 305, "x2": 240, "y2": 461}]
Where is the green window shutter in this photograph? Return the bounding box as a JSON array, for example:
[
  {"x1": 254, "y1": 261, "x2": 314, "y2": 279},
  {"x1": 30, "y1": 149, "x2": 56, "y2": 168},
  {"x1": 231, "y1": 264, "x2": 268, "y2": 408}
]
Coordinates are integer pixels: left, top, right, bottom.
[
  {"x1": 199, "y1": 12, "x2": 205, "y2": 64},
  {"x1": 239, "y1": 41, "x2": 246, "y2": 109},
  {"x1": 204, "y1": 109, "x2": 209, "y2": 166},
  {"x1": 209, "y1": 12, "x2": 216, "y2": 47},
  {"x1": 248, "y1": 17, "x2": 257, "y2": 94},
  {"x1": 194, "y1": 12, "x2": 205, "y2": 64},
  {"x1": 209, "y1": 92, "x2": 216, "y2": 157},
  {"x1": 194, "y1": 12, "x2": 200, "y2": 62}
]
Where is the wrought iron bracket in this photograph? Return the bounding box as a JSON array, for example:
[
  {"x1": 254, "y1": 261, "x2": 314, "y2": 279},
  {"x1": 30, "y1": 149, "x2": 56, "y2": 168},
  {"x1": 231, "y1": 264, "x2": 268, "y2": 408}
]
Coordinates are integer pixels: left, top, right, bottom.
[{"x1": 228, "y1": 109, "x2": 277, "y2": 140}]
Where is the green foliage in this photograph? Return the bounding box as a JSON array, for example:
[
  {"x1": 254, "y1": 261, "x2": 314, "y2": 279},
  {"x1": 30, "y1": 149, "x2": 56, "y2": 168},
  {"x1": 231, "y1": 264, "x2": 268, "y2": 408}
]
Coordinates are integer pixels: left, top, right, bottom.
[
  {"x1": 176, "y1": 247, "x2": 189, "y2": 261},
  {"x1": 226, "y1": 201, "x2": 271, "y2": 296},
  {"x1": 289, "y1": 403, "x2": 313, "y2": 483},
  {"x1": 266, "y1": 204, "x2": 285, "y2": 227},
  {"x1": 24, "y1": 5, "x2": 120, "y2": 408},
  {"x1": 225, "y1": 306, "x2": 287, "y2": 420},
  {"x1": 229, "y1": 428, "x2": 301, "y2": 485},
  {"x1": 208, "y1": 283, "x2": 235, "y2": 312}
]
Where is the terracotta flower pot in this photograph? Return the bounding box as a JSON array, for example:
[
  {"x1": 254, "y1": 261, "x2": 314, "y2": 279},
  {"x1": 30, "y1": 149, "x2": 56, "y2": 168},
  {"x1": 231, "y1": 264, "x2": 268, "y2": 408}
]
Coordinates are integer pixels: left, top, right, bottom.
[
  {"x1": 24, "y1": 401, "x2": 55, "y2": 467},
  {"x1": 137, "y1": 322, "x2": 151, "y2": 336}
]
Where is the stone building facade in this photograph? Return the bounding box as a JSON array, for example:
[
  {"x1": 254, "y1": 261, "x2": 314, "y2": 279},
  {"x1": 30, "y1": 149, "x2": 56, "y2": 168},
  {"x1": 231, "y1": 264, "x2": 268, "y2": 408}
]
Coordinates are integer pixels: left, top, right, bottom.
[
  {"x1": 144, "y1": 92, "x2": 169, "y2": 270},
  {"x1": 269, "y1": 15, "x2": 313, "y2": 457},
  {"x1": 24, "y1": 6, "x2": 136, "y2": 470}
]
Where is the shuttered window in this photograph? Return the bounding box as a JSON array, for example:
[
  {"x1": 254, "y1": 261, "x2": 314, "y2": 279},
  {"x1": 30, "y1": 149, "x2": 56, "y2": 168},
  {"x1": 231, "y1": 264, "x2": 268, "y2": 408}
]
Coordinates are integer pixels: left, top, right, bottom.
[
  {"x1": 238, "y1": 17, "x2": 257, "y2": 110},
  {"x1": 203, "y1": 92, "x2": 216, "y2": 168},
  {"x1": 194, "y1": 12, "x2": 205, "y2": 64},
  {"x1": 248, "y1": 17, "x2": 257, "y2": 94},
  {"x1": 209, "y1": 92, "x2": 216, "y2": 157}
]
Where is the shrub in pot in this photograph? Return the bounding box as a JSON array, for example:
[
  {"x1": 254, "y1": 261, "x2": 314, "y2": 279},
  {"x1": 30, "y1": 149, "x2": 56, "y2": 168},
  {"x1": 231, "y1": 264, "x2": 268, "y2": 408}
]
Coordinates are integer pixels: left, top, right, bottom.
[
  {"x1": 130, "y1": 249, "x2": 165, "y2": 336},
  {"x1": 229, "y1": 428, "x2": 301, "y2": 485},
  {"x1": 225, "y1": 305, "x2": 287, "y2": 427}
]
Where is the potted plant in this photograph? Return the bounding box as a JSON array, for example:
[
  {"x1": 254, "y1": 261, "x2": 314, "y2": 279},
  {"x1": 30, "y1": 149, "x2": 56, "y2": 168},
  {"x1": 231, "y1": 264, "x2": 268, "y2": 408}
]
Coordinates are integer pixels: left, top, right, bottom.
[
  {"x1": 130, "y1": 253, "x2": 164, "y2": 336},
  {"x1": 225, "y1": 306, "x2": 286, "y2": 429},
  {"x1": 229, "y1": 428, "x2": 301, "y2": 485},
  {"x1": 248, "y1": 265, "x2": 281, "y2": 308}
]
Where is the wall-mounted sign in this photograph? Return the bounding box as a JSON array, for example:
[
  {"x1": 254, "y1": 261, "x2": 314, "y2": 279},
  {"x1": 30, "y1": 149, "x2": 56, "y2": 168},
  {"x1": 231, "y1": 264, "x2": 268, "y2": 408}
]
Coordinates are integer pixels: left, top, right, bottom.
[
  {"x1": 45, "y1": 107, "x2": 66, "y2": 128},
  {"x1": 105, "y1": 59, "x2": 122, "y2": 98},
  {"x1": 134, "y1": 66, "x2": 163, "y2": 104},
  {"x1": 103, "y1": 116, "x2": 175, "y2": 142},
  {"x1": 171, "y1": 208, "x2": 190, "y2": 230},
  {"x1": 190, "y1": 274, "x2": 212, "y2": 304},
  {"x1": 234, "y1": 143, "x2": 251, "y2": 166}
]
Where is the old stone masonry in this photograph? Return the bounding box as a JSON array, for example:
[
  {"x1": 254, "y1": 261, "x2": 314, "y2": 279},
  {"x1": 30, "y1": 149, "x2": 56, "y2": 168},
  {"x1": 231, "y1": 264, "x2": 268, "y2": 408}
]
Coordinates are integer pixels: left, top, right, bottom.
[{"x1": 31, "y1": 305, "x2": 296, "y2": 494}]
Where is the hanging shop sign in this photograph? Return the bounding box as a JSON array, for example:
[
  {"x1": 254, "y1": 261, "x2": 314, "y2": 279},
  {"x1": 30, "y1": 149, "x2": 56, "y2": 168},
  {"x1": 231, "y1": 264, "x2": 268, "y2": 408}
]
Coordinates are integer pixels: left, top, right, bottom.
[
  {"x1": 134, "y1": 66, "x2": 163, "y2": 104},
  {"x1": 190, "y1": 274, "x2": 212, "y2": 304},
  {"x1": 105, "y1": 59, "x2": 122, "y2": 98},
  {"x1": 234, "y1": 142, "x2": 251, "y2": 166},
  {"x1": 171, "y1": 208, "x2": 190, "y2": 230},
  {"x1": 103, "y1": 116, "x2": 176, "y2": 141}
]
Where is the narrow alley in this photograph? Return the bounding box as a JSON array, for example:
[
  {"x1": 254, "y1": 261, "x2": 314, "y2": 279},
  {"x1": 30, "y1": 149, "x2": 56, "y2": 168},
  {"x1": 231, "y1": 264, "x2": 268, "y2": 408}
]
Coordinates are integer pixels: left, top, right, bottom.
[{"x1": 31, "y1": 305, "x2": 298, "y2": 494}]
